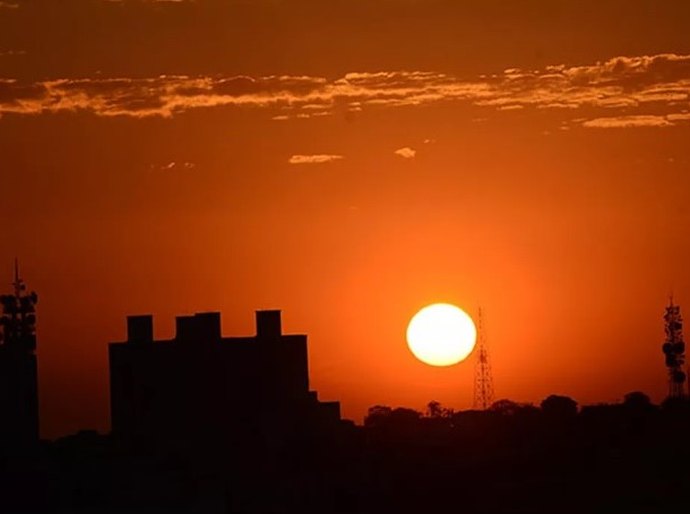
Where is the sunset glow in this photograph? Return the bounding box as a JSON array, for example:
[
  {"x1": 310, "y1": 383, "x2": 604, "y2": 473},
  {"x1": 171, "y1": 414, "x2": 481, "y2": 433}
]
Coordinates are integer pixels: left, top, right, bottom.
[{"x1": 1, "y1": 0, "x2": 689, "y2": 439}]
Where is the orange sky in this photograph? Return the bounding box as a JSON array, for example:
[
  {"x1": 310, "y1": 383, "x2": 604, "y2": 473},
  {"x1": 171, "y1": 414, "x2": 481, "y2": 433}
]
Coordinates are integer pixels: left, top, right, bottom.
[{"x1": 2, "y1": 0, "x2": 690, "y2": 438}]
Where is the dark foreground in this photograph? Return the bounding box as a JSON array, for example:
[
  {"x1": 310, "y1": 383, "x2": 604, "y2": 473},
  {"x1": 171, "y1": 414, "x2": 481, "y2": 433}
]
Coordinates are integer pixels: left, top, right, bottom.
[{"x1": 2, "y1": 395, "x2": 690, "y2": 514}]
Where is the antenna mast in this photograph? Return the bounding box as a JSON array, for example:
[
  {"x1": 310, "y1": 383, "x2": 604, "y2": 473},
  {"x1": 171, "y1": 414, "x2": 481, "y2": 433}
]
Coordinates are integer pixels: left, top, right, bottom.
[
  {"x1": 473, "y1": 308, "x2": 495, "y2": 410},
  {"x1": 662, "y1": 296, "x2": 686, "y2": 399},
  {"x1": 13, "y1": 258, "x2": 25, "y2": 297},
  {"x1": 0, "y1": 259, "x2": 40, "y2": 445},
  {"x1": 1, "y1": 259, "x2": 38, "y2": 352}
]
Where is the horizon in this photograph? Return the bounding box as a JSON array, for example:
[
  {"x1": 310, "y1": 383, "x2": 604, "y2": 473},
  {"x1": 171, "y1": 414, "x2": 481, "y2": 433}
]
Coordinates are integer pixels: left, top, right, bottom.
[{"x1": 2, "y1": 268, "x2": 684, "y2": 439}]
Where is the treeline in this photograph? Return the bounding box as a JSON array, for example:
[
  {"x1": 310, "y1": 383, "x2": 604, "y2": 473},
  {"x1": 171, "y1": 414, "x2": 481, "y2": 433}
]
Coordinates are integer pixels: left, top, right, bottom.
[
  {"x1": 360, "y1": 392, "x2": 690, "y2": 456},
  {"x1": 2, "y1": 393, "x2": 690, "y2": 513},
  {"x1": 363, "y1": 391, "x2": 690, "y2": 432},
  {"x1": 353, "y1": 393, "x2": 690, "y2": 513}
]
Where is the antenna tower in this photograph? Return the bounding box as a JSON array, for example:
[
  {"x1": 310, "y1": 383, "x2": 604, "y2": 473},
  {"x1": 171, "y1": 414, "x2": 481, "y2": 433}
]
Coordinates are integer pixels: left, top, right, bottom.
[
  {"x1": 0, "y1": 259, "x2": 40, "y2": 445},
  {"x1": 662, "y1": 297, "x2": 686, "y2": 399},
  {"x1": 473, "y1": 308, "x2": 495, "y2": 410},
  {"x1": 0, "y1": 259, "x2": 38, "y2": 352}
]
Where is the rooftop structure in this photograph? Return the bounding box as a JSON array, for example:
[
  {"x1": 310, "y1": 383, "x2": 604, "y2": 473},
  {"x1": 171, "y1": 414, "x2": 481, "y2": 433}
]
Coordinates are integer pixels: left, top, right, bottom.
[{"x1": 109, "y1": 310, "x2": 340, "y2": 451}]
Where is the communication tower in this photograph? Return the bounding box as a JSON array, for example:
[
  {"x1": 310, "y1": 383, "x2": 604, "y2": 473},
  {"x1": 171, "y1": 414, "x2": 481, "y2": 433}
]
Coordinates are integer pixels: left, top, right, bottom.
[
  {"x1": 0, "y1": 259, "x2": 40, "y2": 446},
  {"x1": 473, "y1": 308, "x2": 495, "y2": 410},
  {"x1": 662, "y1": 297, "x2": 686, "y2": 399},
  {"x1": 0, "y1": 259, "x2": 38, "y2": 351}
]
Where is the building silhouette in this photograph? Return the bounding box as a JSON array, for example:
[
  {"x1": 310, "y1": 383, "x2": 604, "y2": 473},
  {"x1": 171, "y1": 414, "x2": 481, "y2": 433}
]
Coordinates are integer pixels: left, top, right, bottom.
[
  {"x1": 109, "y1": 310, "x2": 341, "y2": 451},
  {"x1": 0, "y1": 261, "x2": 39, "y2": 449}
]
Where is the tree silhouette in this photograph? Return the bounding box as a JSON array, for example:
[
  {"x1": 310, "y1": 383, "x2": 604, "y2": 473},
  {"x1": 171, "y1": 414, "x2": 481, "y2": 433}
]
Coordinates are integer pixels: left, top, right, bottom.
[
  {"x1": 389, "y1": 407, "x2": 422, "y2": 424},
  {"x1": 426, "y1": 401, "x2": 453, "y2": 419},
  {"x1": 363, "y1": 405, "x2": 392, "y2": 428},
  {"x1": 540, "y1": 395, "x2": 578, "y2": 418},
  {"x1": 623, "y1": 391, "x2": 651, "y2": 408},
  {"x1": 489, "y1": 399, "x2": 522, "y2": 416}
]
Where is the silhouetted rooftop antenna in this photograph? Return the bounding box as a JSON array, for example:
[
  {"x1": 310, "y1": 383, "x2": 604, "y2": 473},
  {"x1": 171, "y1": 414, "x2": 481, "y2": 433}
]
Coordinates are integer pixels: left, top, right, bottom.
[
  {"x1": 473, "y1": 308, "x2": 495, "y2": 410},
  {"x1": 1, "y1": 259, "x2": 38, "y2": 352},
  {"x1": 13, "y1": 258, "x2": 25, "y2": 297},
  {"x1": 662, "y1": 296, "x2": 686, "y2": 399}
]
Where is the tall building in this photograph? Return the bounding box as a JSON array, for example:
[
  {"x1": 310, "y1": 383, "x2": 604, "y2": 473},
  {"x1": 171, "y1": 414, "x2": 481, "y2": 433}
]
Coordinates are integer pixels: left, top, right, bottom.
[
  {"x1": 0, "y1": 261, "x2": 39, "y2": 448},
  {"x1": 109, "y1": 310, "x2": 341, "y2": 451}
]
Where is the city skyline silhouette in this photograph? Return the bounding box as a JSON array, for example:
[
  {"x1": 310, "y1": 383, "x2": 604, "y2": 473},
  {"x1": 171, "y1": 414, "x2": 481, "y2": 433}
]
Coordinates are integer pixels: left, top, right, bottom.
[
  {"x1": 3, "y1": 2, "x2": 690, "y2": 439},
  {"x1": 1, "y1": 269, "x2": 689, "y2": 513},
  {"x1": 2, "y1": 1, "x2": 690, "y2": 512}
]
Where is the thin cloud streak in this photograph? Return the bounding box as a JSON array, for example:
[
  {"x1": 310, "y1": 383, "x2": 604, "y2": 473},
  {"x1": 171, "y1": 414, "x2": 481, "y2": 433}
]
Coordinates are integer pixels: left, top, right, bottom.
[
  {"x1": 582, "y1": 115, "x2": 675, "y2": 128},
  {"x1": 288, "y1": 155, "x2": 344, "y2": 165},
  {"x1": 104, "y1": 0, "x2": 190, "y2": 3},
  {"x1": 394, "y1": 147, "x2": 416, "y2": 159},
  {"x1": 155, "y1": 161, "x2": 196, "y2": 170},
  {"x1": 0, "y1": 50, "x2": 26, "y2": 57},
  {"x1": 0, "y1": 54, "x2": 689, "y2": 127}
]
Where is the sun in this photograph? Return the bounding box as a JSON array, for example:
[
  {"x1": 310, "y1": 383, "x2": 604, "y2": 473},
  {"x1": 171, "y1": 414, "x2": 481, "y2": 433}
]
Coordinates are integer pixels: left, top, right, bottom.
[{"x1": 406, "y1": 303, "x2": 477, "y2": 366}]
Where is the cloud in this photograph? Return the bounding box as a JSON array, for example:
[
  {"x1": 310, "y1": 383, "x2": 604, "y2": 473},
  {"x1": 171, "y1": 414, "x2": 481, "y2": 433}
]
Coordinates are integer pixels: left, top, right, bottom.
[
  {"x1": 0, "y1": 50, "x2": 26, "y2": 57},
  {"x1": 0, "y1": 53, "x2": 689, "y2": 128},
  {"x1": 288, "y1": 154, "x2": 344, "y2": 165},
  {"x1": 105, "y1": 0, "x2": 191, "y2": 3},
  {"x1": 667, "y1": 112, "x2": 690, "y2": 121},
  {"x1": 394, "y1": 147, "x2": 416, "y2": 159},
  {"x1": 151, "y1": 161, "x2": 196, "y2": 171},
  {"x1": 582, "y1": 115, "x2": 674, "y2": 128},
  {"x1": 0, "y1": 75, "x2": 330, "y2": 118}
]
